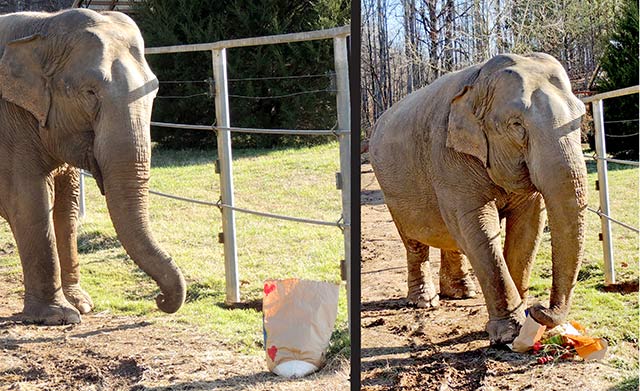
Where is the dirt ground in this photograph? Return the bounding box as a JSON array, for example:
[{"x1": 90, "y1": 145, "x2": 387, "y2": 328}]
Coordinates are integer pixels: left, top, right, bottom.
[
  {"x1": 360, "y1": 163, "x2": 629, "y2": 391},
  {"x1": 0, "y1": 274, "x2": 349, "y2": 390}
]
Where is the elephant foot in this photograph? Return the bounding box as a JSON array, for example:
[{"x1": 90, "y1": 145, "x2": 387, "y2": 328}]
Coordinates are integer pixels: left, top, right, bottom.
[
  {"x1": 22, "y1": 294, "x2": 81, "y2": 325},
  {"x1": 528, "y1": 304, "x2": 567, "y2": 328},
  {"x1": 439, "y1": 274, "x2": 477, "y2": 299},
  {"x1": 408, "y1": 286, "x2": 440, "y2": 308},
  {"x1": 63, "y1": 284, "x2": 94, "y2": 314},
  {"x1": 486, "y1": 312, "x2": 526, "y2": 345}
]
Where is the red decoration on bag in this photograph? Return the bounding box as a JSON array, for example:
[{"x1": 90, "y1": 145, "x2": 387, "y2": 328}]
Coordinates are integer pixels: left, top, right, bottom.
[
  {"x1": 268, "y1": 345, "x2": 278, "y2": 361},
  {"x1": 264, "y1": 283, "x2": 276, "y2": 296}
]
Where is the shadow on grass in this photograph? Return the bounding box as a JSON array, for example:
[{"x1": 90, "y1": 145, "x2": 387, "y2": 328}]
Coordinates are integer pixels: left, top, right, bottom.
[
  {"x1": 610, "y1": 376, "x2": 640, "y2": 391},
  {"x1": 598, "y1": 279, "x2": 639, "y2": 294},
  {"x1": 77, "y1": 231, "x2": 121, "y2": 254},
  {"x1": 150, "y1": 144, "x2": 335, "y2": 169},
  {"x1": 216, "y1": 298, "x2": 262, "y2": 312},
  {"x1": 585, "y1": 160, "x2": 638, "y2": 174}
]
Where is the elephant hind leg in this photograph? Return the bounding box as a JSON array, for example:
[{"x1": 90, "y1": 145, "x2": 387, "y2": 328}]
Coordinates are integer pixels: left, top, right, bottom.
[
  {"x1": 401, "y1": 237, "x2": 439, "y2": 308},
  {"x1": 439, "y1": 250, "x2": 476, "y2": 299},
  {"x1": 53, "y1": 167, "x2": 94, "y2": 314}
]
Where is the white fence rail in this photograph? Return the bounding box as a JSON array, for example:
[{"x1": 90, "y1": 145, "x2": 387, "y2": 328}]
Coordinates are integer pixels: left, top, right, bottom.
[
  {"x1": 79, "y1": 26, "x2": 352, "y2": 328},
  {"x1": 580, "y1": 85, "x2": 639, "y2": 286}
]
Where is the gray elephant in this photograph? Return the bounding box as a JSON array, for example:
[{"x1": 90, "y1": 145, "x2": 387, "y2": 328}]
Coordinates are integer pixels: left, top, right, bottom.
[
  {"x1": 0, "y1": 9, "x2": 186, "y2": 324},
  {"x1": 370, "y1": 53, "x2": 587, "y2": 344}
]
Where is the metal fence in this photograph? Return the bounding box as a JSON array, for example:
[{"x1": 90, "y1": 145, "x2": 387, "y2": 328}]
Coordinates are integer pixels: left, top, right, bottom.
[
  {"x1": 79, "y1": 26, "x2": 352, "y2": 327},
  {"x1": 580, "y1": 85, "x2": 639, "y2": 286}
]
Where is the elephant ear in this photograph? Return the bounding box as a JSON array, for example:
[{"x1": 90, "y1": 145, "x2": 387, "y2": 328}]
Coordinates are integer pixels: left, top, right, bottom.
[
  {"x1": 446, "y1": 85, "x2": 488, "y2": 167},
  {"x1": 0, "y1": 34, "x2": 51, "y2": 128}
]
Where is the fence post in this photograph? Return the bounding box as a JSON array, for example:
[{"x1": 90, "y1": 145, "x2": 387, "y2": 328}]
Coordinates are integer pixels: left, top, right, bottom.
[
  {"x1": 212, "y1": 48, "x2": 241, "y2": 303},
  {"x1": 78, "y1": 170, "x2": 86, "y2": 219},
  {"x1": 592, "y1": 99, "x2": 615, "y2": 285},
  {"x1": 333, "y1": 36, "x2": 351, "y2": 332}
]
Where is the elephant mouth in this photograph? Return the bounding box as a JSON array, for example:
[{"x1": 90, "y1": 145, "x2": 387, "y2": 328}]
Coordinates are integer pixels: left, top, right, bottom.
[{"x1": 488, "y1": 160, "x2": 536, "y2": 194}]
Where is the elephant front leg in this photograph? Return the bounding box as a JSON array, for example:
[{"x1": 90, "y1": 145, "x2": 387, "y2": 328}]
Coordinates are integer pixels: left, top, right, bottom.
[
  {"x1": 439, "y1": 249, "x2": 476, "y2": 299},
  {"x1": 503, "y1": 194, "x2": 545, "y2": 300},
  {"x1": 54, "y1": 167, "x2": 94, "y2": 314},
  {"x1": 402, "y1": 238, "x2": 439, "y2": 308},
  {"x1": 11, "y1": 176, "x2": 81, "y2": 325},
  {"x1": 445, "y1": 202, "x2": 525, "y2": 344}
]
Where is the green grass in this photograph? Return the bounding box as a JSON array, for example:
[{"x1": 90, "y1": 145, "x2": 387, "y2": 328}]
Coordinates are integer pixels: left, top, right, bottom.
[
  {"x1": 0, "y1": 142, "x2": 347, "y2": 356},
  {"x1": 529, "y1": 158, "x2": 639, "y2": 374}
]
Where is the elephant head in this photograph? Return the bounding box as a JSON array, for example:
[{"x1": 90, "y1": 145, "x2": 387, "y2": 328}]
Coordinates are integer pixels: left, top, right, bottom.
[
  {"x1": 447, "y1": 53, "x2": 588, "y2": 327},
  {"x1": 0, "y1": 9, "x2": 186, "y2": 313}
]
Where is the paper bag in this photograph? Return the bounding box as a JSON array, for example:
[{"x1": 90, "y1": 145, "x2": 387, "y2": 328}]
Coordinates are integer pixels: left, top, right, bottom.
[
  {"x1": 263, "y1": 278, "x2": 340, "y2": 378},
  {"x1": 512, "y1": 314, "x2": 547, "y2": 352}
]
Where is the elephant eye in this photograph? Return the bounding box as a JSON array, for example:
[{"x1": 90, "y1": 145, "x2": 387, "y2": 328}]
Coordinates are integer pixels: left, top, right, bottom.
[
  {"x1": 83, "y1": 89, "x2": 100, "y2": 115},
  {"x1": 509, "y1": 121, "x2": 527, "y2": 145}
]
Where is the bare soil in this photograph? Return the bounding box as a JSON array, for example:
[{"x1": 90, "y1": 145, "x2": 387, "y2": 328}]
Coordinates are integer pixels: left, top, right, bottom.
[
  {"x1": 360, "y1": 163, "x2": 628, "y2": 391},
  {"x1": 0, "y1": 275, "x2": 348, "y2": 390}
]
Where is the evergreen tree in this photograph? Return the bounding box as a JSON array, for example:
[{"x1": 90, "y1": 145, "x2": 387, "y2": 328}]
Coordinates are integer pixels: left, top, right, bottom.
[
  {"x1": 591, "y1": 0, "x2": 639, "y2": 160},
  {"x1": 133, "y1": 0, "x2": 350, "y2": 149}
]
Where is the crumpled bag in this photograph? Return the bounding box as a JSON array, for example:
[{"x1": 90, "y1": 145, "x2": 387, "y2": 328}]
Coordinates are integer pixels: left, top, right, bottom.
[
  {"x1": 512, "y1": 314, "x2": 546, "y2": 353},
  {"x1": 262, "y1": 278, "x2": 340, "y2": 378}
]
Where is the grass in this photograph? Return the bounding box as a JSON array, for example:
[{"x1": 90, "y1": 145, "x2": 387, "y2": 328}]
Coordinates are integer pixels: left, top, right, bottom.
[
  {"x1": 529, "y1": 156, "x2": 639, "y2": 378},
  {"x1": 0, "y1": 141, "x2": 348, "y2": 357}
]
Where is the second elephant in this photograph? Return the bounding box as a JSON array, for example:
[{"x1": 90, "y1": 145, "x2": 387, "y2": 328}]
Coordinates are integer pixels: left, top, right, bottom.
[{"x1": 370, "y1": 53, "x2": 588, "y2": 344}]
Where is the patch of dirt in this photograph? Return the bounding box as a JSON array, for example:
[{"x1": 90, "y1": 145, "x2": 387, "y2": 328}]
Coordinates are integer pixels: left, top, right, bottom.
[
  {"x1": 360, "y1": 163, "x2": 628, "y2": 391},
  {"x1": 0, "y1": 277, "x2": 348, "y2": 390}
]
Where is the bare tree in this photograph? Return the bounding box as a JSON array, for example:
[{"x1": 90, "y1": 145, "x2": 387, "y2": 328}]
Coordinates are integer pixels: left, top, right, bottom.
[{"x1": 361, "y1": 0, "x2": 620, "y2": 134}]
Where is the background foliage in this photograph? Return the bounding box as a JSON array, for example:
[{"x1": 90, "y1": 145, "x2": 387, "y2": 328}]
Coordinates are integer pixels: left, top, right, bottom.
[
  {"x1": 133, "y1": 0, "x2": 350, "y2": 149},
  {"x1": 590, "y1": 0, "x2": 639, "y2": 159}
]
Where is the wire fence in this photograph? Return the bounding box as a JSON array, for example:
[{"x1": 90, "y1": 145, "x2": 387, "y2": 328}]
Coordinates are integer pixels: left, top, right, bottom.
[
  {"x1": 154, "y1": 73, "x2": 337, "y2": 100},
  {"x1": 580, "y1": 85, "x2": 639, "y2": 285}
]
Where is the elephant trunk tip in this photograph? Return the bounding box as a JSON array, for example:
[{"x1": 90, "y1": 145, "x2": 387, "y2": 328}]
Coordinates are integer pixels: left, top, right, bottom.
[{"x1": 156, "y1": 275, "x2": 187, "y2": 314}]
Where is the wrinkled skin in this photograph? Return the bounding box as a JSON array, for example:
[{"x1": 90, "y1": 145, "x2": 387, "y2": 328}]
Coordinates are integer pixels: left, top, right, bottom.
[
  {"x1": 0, "y1": 9, "x2": 186, "y2": 325},
  {"x1": 370, "y1": 53, "x2": 588, "y2": 344}
]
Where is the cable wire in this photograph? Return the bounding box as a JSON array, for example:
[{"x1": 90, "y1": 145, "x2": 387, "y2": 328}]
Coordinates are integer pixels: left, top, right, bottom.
[
  {"x1": 229, "y1": 88, "x2": 336, "y2": 100},
  {"x1": 155, "y1": 92, "x2": 210, "y2": 99},
  {"x1": 228, "y1": 73, "x2": 334, "y2": 82},
  {"x1": 604, "y1": 132, "x2": 639, "y2": 138}
]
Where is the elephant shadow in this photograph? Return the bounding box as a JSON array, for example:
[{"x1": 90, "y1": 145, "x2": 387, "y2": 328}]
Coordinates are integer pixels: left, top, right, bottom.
[
  {"x1": 361, "y1": 189, "x2": 385, "y2": 206},
  {"x1": 361, "y1": 332, "x2": 542, "y2": 390},
  {"x1": 77, "y1": 231, "x2": 122, "y2": 254}
]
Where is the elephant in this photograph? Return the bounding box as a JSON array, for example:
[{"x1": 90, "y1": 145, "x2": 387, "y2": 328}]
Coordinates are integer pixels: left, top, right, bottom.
[
  {"x1": 370, "y1": 53, "x2": 587, "y2": 344},
  {"x1": 0, "y1": 9, "x2": 186, "y2": 325}
]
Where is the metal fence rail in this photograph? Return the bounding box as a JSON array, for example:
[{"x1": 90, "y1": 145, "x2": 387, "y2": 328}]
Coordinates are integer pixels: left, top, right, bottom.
[
  {"x1": 79, "y1": 26, "x2": 352, "y2": 330},
  {"x1": 580, "y1": 85, "x2": 639, "y2": 286}
]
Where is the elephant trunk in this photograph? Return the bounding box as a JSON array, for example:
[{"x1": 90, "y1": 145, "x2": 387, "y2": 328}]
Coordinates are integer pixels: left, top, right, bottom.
[
  {"x1": 95, "y1": 103, "x2": 186, "y2": 313},
  {"x1": 101, "y1": 161, "x2": 186, "y2": 313},
  {"x1": 530, "y1": 133, "x2": 588, "y2": 327}
]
